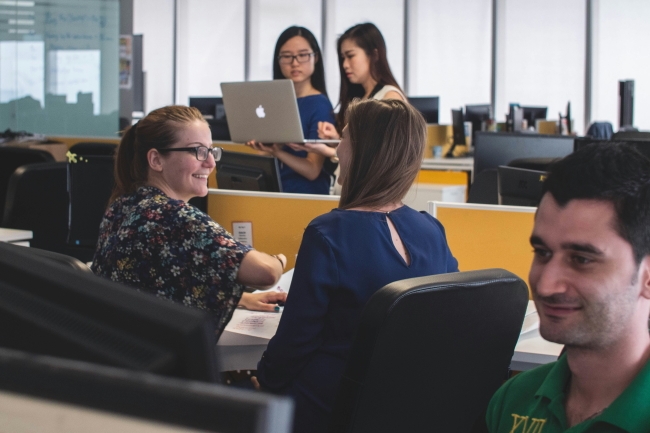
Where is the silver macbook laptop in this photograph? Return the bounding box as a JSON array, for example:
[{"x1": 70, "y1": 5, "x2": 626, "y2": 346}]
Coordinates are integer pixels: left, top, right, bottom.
[{"x1": 220, "y1": 80, "x2": 340, "y2": 144}]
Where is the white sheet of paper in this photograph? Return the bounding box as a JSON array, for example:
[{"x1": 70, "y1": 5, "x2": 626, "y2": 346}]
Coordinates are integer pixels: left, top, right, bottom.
[
  {"x1": 520, "y1": 300, "x2": 540, "y2": 337},
  {"x1": 224, "y1": 269, "x2": 295, "y2": 339},
  {"x1": 224, "y1": 309, "x2": 281, "y2": 340}
]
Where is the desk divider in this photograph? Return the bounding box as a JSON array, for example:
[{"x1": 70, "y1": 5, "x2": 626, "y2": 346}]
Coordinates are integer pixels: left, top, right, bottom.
[
  {"x1": 429, "y1": 202, "x2": 536, "y2": 295},
  {"x1": 208, "y1": 189, "x2": 339, "y2": 269}
]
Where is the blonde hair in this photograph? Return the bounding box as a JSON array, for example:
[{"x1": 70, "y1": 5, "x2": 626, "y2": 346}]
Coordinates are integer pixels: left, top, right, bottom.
[
  {"x1": 111, "y1": 105, "x2": 206, "y2": 203},
  {"x1": 339, "y1": 99, "x2": 425, "y2": 210}
]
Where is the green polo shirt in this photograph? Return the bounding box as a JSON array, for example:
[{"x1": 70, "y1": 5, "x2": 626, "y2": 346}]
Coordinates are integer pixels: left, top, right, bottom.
[{"x1": 486, "y1": 353, "x2": 650, "y2": 432}]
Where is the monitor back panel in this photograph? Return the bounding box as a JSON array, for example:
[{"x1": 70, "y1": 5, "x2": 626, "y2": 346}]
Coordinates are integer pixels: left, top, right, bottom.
[
  {"x1": 221, "y1": 80, "x2": 304, "y2": 144},
  {"x1": 498, "y1": 166, "x2": 547, "y2": 207},
  {"x1": 474, "y1": 132, "x2": 574, "y2": 176}
]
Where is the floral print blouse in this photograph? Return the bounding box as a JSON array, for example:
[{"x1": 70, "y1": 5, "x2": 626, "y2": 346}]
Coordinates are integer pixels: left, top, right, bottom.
[{"x1": 91, "y1": 186, "x2": 252, "y2": 337}]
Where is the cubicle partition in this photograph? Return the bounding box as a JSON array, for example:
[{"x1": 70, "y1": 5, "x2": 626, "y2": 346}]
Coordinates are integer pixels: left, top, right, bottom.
[
  {"x1": 429, "y1": 201, "x2": 535, "y2": 290},
  {"x1": 208, "y1": 189, "x2": 339, "y2": 269}
]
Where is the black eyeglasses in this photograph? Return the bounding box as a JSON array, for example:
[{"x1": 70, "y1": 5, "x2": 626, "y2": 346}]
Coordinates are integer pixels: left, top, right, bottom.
[
  {"x1": 157, "y1": 146, "x2": 222, "y2": 162},
  {"x1": 278, "y1": 52, "x2": 315, "y2": 65}
]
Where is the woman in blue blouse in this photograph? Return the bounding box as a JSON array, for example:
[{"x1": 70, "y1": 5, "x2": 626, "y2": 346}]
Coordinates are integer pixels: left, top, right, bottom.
[
  {"x1": 246, "y1": 26, "x2": 335, "y2": 195},
  {"x1": 255, "y1": 99, "x2": 459, "y2": 432},
  {"x1": 92, "y1": 105, "x2": 287, "y2": 339}
]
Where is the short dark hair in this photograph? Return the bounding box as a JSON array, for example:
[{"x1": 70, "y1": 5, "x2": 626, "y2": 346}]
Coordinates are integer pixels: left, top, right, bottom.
[
  {"x1": 336, "y1": 23, "x2": 403, "y2": 128},
  {"x1": 273, "y1": 26, "x2": 328, "y2": 98},
  {"x1": 543, "y1": 142, "x2": 650, "y2": 263}
]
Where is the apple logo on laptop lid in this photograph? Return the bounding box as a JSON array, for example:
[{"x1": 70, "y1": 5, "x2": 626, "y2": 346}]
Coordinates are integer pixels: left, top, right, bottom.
[{"x1": 256, "y1": 105, "x2": 266, "y2": 118}]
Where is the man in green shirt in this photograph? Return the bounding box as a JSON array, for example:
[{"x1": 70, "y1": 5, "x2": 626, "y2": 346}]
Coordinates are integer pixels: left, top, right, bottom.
[{"x1": 486, "y1": 143, "x2": 650, "y2": 432}]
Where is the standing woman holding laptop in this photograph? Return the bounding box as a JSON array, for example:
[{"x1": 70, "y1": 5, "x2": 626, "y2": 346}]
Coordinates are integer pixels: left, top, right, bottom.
[{"x1": 246, "y1": 26, "x2": 335, "y2": 195}]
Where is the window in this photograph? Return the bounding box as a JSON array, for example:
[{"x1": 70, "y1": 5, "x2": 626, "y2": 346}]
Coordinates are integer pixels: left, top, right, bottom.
[
  {"x1": 591, "y1": 0, "x2": 650, "y2": 130},
  {"x1": 494, "y1": 0, "x2": 586, "y2": 133},
  {"x1": 0, "y1": 0, "x2": 119, "y2": 136},
  {"x1": 407, "y1": 0, "x2": 492, "y2": 124}
]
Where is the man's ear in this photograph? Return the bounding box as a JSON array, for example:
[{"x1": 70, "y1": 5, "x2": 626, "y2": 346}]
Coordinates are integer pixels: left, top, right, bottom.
[
  {"x1": 147, "y1": 148, "x2": 164, "y2": 173},
  {"x1": 639, "y1": 256, "x2": 650, "y2": 300}
]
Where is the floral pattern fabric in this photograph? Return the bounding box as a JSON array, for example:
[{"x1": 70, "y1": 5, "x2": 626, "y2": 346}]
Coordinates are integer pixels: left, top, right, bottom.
[{"x1": 91, "y1": 186, "x2": 252, "y2": 337}]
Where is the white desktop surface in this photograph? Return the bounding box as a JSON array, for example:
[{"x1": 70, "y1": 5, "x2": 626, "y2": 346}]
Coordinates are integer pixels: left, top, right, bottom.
[
  {"x1": 0, "y1": 228, "x2": 33, "y2": 243},
  {"x1": 421, "y1": 156, "x2": 473, "y2": 171},
  {"x1": 217, "y1": 289, "x2": 562, "y2": 372}
]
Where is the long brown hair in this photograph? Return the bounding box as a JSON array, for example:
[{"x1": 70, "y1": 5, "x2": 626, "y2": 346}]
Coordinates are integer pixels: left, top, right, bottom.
[
  {"x1": 336, "y1": 23, "x2": 403, "y2": 129},
  {"x1": 339, "y1": 99, "x2": 425, "y2": 210},
  {"x1": 111, "y1": 105, "x2": 206, "y2": 203}
]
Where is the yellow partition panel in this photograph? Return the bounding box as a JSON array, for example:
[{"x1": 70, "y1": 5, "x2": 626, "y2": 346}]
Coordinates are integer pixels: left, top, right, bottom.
[
  {"x1": 431, "y1": 202, "x2": 535, "y2": 294},
  {"x1": 416, "y1": 170, "x2": 468, "y2": 186},
  {"x1": 208, "y1": 190, "x2": 339, "y2": 269}
]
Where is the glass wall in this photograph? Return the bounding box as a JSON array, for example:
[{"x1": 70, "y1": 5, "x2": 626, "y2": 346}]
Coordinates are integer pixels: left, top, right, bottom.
[
  {"x1": 408, "y1": 0, "x2": 492, "y2": 124},
  {"x1": 591, "y1": 0, "x2": 650, "y2": 130},
  {"x1": 133, "y1": 0, "x2": 173, "y2": 113},
  {"x1": 0, "y1": 0, "x2": 119, "y2": 136},
  {"x1": 494, "y1": 0, "x2": 586, "y2": 133}
]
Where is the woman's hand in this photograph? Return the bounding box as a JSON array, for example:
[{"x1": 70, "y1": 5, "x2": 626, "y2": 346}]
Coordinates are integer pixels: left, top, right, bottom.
[
  {"x1": 245, "y1": 140, "x2": 282, "y2": 156},
  {"x1": 251, "y1": 376, "x2": 262, "y2": 391},
  {"x1": 239, "y1": 291, "x2": 288, "y2": 312},
  {"x1": 318, "y1": 121, "x2": 340, "y2": 140},
  {"x1": 285, "y1": 142, "x2": 337, "y2": 158}
]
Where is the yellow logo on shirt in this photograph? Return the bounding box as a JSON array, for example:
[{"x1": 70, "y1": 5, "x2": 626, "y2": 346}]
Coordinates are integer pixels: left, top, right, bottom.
[{"x1": 509, "y1": 414, "x2": 547, "y2": 433}]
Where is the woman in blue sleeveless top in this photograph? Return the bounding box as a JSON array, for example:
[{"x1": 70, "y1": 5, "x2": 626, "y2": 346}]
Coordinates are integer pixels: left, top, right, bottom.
[{"x1": 246, "y1": 26, "x2": 334, "y2": 195}]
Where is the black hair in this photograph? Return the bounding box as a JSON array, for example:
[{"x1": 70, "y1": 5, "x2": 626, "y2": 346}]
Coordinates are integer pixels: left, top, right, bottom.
[
  {"x1": 543, "y1": 142, "x2": 650, "y2": 263},
  {"x1": 336, "y1": 22, "x2": 402, "y2": 129},
  {"x1": 272, "y1": 26, "x2": 328, "y2": 98}
]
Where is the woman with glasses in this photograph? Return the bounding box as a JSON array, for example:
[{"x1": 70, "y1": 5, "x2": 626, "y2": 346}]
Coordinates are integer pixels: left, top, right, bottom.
[
  {"x1": 255, "y1": 100, "x2": 457, "y2": 433},
  {"x1": 246, "y1": 26, "x2": 335, "y2": 195},
  {"x1": 91, "y1": 105, "x2": 288, "y2": 339}
]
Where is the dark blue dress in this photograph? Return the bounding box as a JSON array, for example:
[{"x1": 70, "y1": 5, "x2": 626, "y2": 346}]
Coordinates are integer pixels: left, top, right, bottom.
[
  {"x1": 279, "y1": 94, "x2": 335, "y2": 195},
  {"x1": 257, "y1": 206, "x2": 458, "y2": 432}
]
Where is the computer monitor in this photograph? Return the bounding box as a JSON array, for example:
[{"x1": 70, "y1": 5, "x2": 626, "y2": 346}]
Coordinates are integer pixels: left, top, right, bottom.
[
  {"x1": 619, "y1": 80, "x2": 634, "y2": 129},
  {"x1": 0, "y1": 347, "x2": 293, "y2": 433},
  {"x1": 0, "y1": 241, "x2": 220, "y2": 382},
  {"x1": 464, "y1": 104, "x2": 491, "y2": 136},
  {"x1": 448, "y1": 108, "x2": 466, "y2": 157},
  {"x1": 474, "y1": 132, "x2": 574, "y2": 176},
  {"x1": 67, "y1": 155, "x2": 115, "y2": 247},
  {"x1": 497, "y1": 166, "x2": 547, "y2": 207},
  {"x1": 521, "y1": 106, "x2": 547, "y2": 130},
  {"x1": 189, "y1": 97, "x2": 231, "y2": 141},
  {"x1": 216, "y1": 151, "x2": 282, "y2": 192},
  {"x1": 407, "y1": 97, "x2": 439, "y2": 124}
]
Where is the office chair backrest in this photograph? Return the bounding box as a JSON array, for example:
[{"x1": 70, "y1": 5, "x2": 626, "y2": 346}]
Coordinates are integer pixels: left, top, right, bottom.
[
  {"x1": 0, "y1": 147, "x2": 54, "y2": 220},
  {"x1": 67, "y1": 155, "x2": 115, "y2": 248},
  {"x1": 69, "y1": 142, "x2": 118, "y2": 156},
  {"x1": 467, "y1": 168, "x2": 498, "y2": 204},
  {"x1": 23, "y1": 247, "x2": 92, "y2": 273},
  {"x1": 329, "y1": 269, "x2": 529, "y2": 433}
]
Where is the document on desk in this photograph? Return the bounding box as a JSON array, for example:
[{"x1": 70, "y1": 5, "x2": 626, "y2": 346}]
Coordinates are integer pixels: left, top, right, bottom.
[
  {"x1": 224, "y1": 268, "x2": 294, "y2": 340},
  {"x1": 519, "y1": 300, "x2": 540, "y2": 339}
]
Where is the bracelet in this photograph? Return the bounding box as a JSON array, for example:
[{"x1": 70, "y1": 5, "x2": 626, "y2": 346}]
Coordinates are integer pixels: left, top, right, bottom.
[{"x1": 272, "y1": 254, "x2": 285, "y2": 269}]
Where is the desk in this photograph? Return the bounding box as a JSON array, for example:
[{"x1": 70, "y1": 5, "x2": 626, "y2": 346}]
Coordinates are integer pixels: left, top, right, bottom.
[
  {"x1": 0, "y1": 228, "x2": 32, "y2": 246},
  {"x1": 217, "y1": 300, "x2": 563, "y2": 373},
  {"x1": 421, "y1": 157, "x2": 473, "y2": 182}
]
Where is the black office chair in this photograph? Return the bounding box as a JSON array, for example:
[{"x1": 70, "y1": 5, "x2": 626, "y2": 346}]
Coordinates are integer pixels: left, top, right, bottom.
[
  {"x1": 22, "y1": 246, "x2": 93, "y2": 273},
  {"x1": 69, "y1": 142, "x2": 118, "y2": 156},
  {"x1": 67, "y1": 155, "x2": 115, "y2": 250},
  {"x1": 329, "y1": 269, "x2": 529, "y2": 433},
  {"x1": 467, "y1": 169, "x2": 498, "y2": 204},
  {"x1": 2, "y1": 162, "x2": 94, "y2": 262},
  {"x1": 0, "y1": 147, "x2": 54, "y2": 220}
]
